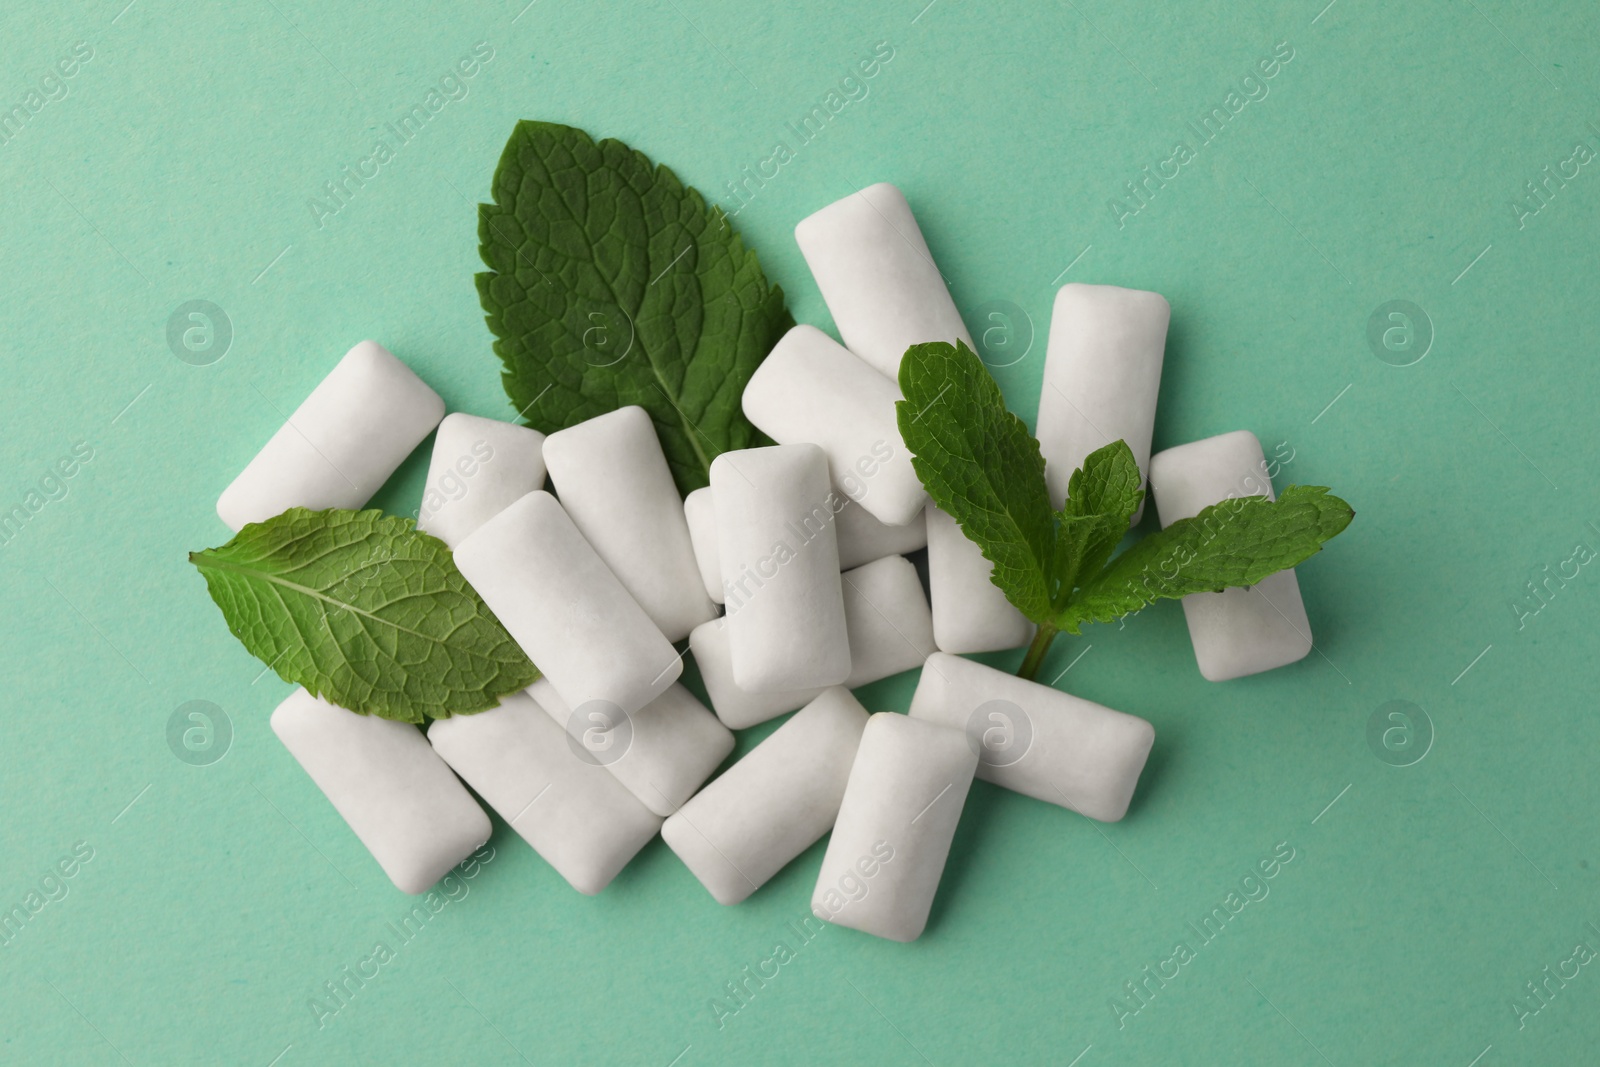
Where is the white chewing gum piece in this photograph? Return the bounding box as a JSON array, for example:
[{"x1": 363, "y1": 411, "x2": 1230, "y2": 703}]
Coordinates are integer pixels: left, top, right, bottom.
[
  {"x1": 428, "y1": 693, "x2": 662, "y2": 895},
  {"x1": 542, "y1": 407, "x2": 718, "y2": 642},
  {"x1": 811, "y1": 712, "x2": 977, "y2": 942},
  {"x1": 453, "y1": 491, "x2": 681, "y2": 717},
  {"x1": 662, "y1": 688, "x2": 869, "y2": 905},
  {"x1": 683, "y1": 487, "x2": 724, "y2": 604},
  {"x1": 218, "y1": 341, "x2": 445, "y2": 531},
  {"x1": 688, "y1": 555, "x2": 935, "y2": 730},
  {"x1": 528, "y1": 678, "x2": 734, "y2": 817},
  {"x1": 1149, "y1": 430, "x2": 1314, "y2": 681},
  {"x1": 270, "y1": 689, "x2": 490, "y2": 895},
  {"x1": 416, "y1": 413, "x2": 547, "y2": 548},
  {"x1": 908, "y1": 652, "x2": 1155, "y2": 822},
  {"x1": 1036, "y1": 284, "x2": 1170, "y2": 523},
  {"x1": 794, "y1": 182, "x2": 973, "y2": 381},
  {"x1": 924, "y1": 503, "x2": 1032, "y2": 654},
  {"x1": 711, "y1": 444, "x2": 850, "y2": 693},
  {"x1": 741, "y1": 325, "x2": 926, "y2": 527}
]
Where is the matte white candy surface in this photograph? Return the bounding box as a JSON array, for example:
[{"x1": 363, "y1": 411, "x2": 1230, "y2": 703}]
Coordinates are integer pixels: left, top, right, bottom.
[
  {"x1": 711, "y1": 444, "x2": 850, "y2": 692},
  {"x1": 840, "y1": 555, "x2": 936, "y2": 688},
  {"x1": 812, "y1": 713, "x2": 976, "y2": 942},
  {"x1": 271, "y1": 688, "x2": 489, "y2": 895},
  {"x1": 663, "y1": 688, "x2": 869, "y2": 905},
  {"x1": 683, "y1": 487, "x2": 724, "y2": 604},
  {"x1": 1036, "y1": 284, "x2": 1170, "y2": 522},
  {"x1": 218, "y1": 340, "x2": 444, "y2": 530},
  {"x1": 742, "y1": 325, "x2": 926, "y2": 526},
  {"x1": 416, "y1": 413, "x2": 547, "y2": 548},
  {"x1": 688, "y1": 488, "x2": 927, "y2": 597},
  {"x1": 689, "y1": 555, "x2": 935, "y2": 729},
  {"x1": 909, "y1": 653, "x2": 1155, "y2": 822},
  {"x1": 835, "y1": 497, "x2": 927, "y2": 569},
  {"x1": 428, "y1": 693, "x2": 662, "y2": 895},
  {"x1": 688, "y1": 618, "x2": 823, "y2": 730},
  {"x1": 794, "y1": 182, "x2": 973, "y2": 381},
  {"x1": 528, "y1": 678, "x2": 734, "y2": 817},
  {"x1": 1149, "y1": 430, "x2": 1313, "y2": 681},
  {"x1": 925, "y1": 504, "x2": 1032, "y2": 654},
  {"x1": 543, "y1": 407, "x2": 717, "y2": 641},
  {"x1": 453, "y1": 491, "x2": 682, "y2": 716}
]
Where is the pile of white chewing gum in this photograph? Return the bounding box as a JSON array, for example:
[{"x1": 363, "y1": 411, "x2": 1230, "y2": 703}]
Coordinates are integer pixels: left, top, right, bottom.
[{"x1": 218, "y1": 182, "x2": 1320, "y2": 941}]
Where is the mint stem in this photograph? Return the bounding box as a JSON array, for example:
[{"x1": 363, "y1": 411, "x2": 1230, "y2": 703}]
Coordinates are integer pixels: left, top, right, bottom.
[{"x1": 1017, "y1": 622, "x2": 1059, "y2": 682}]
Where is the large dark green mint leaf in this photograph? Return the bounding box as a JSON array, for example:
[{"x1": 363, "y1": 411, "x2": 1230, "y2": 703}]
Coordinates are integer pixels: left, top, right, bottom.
[
  {"x1": 476, "y1": 120, "x2": 792, "y2": 496},
  {"x1": 189, "y1": 508, "x2": 539, "y2": 722}
]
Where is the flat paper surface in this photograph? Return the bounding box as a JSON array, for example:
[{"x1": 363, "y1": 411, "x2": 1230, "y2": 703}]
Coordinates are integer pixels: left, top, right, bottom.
[{"x1": 1, "y1": 2, "x2": 1595, "y2": 1064}]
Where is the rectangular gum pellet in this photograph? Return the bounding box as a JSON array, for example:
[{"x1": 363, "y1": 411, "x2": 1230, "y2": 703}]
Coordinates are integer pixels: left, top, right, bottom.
[
  {"x1": 542, "y1": 407, "x2": 718, "y2": 642},
  {"x1": 270, "y1": 689, "x2": 490, "y2": 894},
  {"x1": 528, "y1": 678, "x2": 734, "y2": 816},
  {"x1": 925, "y1": 503, "x2": 1032, "y2": 654},
  {"x1": 1148, "y1": 430, "x2": 1314, "y2": 681},
  {"x1": 416, "y1": 413, "x2": 547, "y2": 548},
  {"x1": 711, "y1": 444, "x2": 850, "y2": 692},
  {"x1": 811, "y1": 712, "x2": 977, "y2": 942},
  {"x1": 741, "y1": 325, "x2": 927, "y2": 526},
  {"x1": 453, "y1": 490, "x2": 682, "y2": 716},
  {"x1": 427, "y1": 693, "x2": 662, "y2": 895},
  {"x1": 218, "y1": 340, "x2": 444, "y2": 531},
  {"x1": 909, "y1": 652, "x2": 1155, "y2": 821},
  {"x1": 686, "y1": 487, "x2": 927, "y2": 604},
  {"x1": 794, "y1": 182, "x2": 973, "y2": 381},
  {"x1": 662, "y1": 688, "x2": 869, "y2": 905},
  {"x1": 1035, "y1": 284, "x2": 1170, "y2": 523},
  {"x1": 689, "y1": 554, "x2": 935, "y2": 729}
]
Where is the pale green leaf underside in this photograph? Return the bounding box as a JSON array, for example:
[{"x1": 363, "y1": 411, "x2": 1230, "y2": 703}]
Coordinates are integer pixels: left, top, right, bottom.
[
  {"x1": 190, "y1": 508, "x2": 539, "y2": 722},
  {"x1": 476, "y1": 120, "x2": 792, "y2": 496}
]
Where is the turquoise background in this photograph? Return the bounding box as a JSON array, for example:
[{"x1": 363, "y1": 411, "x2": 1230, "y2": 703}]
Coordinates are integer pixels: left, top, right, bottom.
[{"x1": 3, "y1": 1, "x2": 1598, "y2": 1063}]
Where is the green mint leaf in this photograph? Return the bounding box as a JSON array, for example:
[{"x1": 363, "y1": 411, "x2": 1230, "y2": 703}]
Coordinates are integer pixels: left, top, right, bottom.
[
  {"x1": 896, "y1": 339, "x2": 1057, "y2": 622},
  {"x1": 1054, "y1": 440, "x2": 1143, "y2": 604},
  {"x1": 476, "y1": 120, "x2": 793, "y2": 496},
  {"x1": 1057, "y1": 485, "x2": 1355, "y2": 634},
  {"x1": 189, "y1": 508, "x2": 539, "y2": 722}
]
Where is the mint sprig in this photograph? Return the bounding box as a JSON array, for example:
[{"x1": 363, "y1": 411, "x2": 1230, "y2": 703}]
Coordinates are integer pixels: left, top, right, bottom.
[
  {"x1": 895, "y1": 340, "x2": 1353, "y2": 679},
  {"x1": 477, "y1": 121, "x2": 793, "y2": 496},
  {"x1": 189, "y1": 508, "x2": 539, "y2": 722}
]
